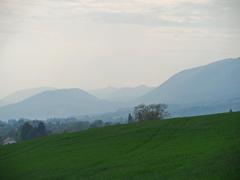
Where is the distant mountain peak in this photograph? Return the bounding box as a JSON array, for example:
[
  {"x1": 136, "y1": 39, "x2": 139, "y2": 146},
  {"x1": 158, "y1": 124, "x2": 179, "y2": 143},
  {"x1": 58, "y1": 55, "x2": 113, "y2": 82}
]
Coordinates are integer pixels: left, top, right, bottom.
[
  {"x1": 0, "y1": 88, "x2": 122, "y2": 121},
  {"x1": 0, "y1": 87, "x2": 56, "y2": 108},
  {"x1": 137, "y1": 57, "x2": 240, "y2": 105}
]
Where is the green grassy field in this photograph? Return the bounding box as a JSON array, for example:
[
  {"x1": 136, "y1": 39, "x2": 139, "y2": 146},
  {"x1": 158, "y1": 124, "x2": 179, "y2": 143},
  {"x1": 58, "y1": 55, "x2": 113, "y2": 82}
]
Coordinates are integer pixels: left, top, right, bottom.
[{"x1": 0, "y1": 112, "x2": 240, "y2": 180}]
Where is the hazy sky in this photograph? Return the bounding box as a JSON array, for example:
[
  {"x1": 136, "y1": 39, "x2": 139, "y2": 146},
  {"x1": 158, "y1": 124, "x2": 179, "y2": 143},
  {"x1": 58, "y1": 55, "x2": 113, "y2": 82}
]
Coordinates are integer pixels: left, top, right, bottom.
[{"x1": 0, "y1": 0, "x2": 240, "y2": 98}]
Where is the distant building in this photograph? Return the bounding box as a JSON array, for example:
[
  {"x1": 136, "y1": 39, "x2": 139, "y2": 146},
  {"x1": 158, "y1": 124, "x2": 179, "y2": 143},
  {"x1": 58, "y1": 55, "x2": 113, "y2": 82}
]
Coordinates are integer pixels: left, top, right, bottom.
[{"x1": 2, "y1": 137, "x2": 16, "y2": 145}]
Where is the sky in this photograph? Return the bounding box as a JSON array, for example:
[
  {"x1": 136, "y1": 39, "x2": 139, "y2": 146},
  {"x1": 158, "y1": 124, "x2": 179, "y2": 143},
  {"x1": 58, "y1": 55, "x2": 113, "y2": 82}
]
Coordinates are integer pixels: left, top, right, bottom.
[{"x1": 0, "y1": 0, "x2": 240, "y2": 98}]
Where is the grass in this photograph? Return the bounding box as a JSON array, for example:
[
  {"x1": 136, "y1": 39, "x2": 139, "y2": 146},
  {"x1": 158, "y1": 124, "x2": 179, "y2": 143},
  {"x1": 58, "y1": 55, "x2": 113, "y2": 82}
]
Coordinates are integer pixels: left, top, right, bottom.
[{"x1": 0, "y1": 112, "x2": 240, "y2": 180}]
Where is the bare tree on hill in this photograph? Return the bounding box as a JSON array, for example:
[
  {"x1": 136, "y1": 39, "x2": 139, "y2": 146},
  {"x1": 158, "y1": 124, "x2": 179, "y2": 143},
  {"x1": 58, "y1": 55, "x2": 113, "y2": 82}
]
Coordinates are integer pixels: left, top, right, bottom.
[{"x1": 134, "y1": 104, "x2": 169, "y2": 122}]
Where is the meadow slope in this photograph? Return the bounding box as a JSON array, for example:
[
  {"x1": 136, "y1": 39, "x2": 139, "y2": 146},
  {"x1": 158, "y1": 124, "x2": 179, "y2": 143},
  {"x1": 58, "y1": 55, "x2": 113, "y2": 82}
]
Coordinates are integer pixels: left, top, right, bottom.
[{"x1": 0, "y1": 112, "x2": 240, "y2": 179}]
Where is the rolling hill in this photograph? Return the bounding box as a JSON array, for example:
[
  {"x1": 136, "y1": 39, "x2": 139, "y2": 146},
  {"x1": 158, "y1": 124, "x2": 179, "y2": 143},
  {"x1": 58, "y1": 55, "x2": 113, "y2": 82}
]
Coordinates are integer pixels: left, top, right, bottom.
[
  {"x1": 0, "y1": 89, "x2": 122, "y2": 121},
  {"x1": 0, "y1": 112, "x2": 240, "y2": 179}
]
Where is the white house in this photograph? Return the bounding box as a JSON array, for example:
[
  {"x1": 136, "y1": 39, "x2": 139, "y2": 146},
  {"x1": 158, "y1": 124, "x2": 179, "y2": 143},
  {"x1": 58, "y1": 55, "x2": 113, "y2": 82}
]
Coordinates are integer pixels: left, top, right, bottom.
[{"x1": 2, "y1": 137, "x2": 16, "y2": 145}]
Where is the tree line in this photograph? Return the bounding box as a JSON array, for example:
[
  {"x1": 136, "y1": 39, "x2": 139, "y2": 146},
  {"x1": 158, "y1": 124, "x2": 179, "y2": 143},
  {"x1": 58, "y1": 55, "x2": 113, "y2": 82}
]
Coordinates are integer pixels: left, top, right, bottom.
[
  {"x1": 20, "y1": 121, "x2": 47, "y2": 140},
  {"x1": 1, "y1": 103, "x2": 169, "y2": 144}
]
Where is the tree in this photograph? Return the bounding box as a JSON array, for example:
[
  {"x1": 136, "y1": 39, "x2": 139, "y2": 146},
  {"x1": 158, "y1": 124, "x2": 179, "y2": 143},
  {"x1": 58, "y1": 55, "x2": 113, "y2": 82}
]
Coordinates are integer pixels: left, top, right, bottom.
[
  {"x1": 90, "y1": 120, "x2": 104, "y2": 128},
  {"x1": 134, "y1": 104, "x2": 169, "y2": 122},
  {"x1": 128, "y1": 113, "x2": 134, "y2": 123},
  {"x1": 36, "y1": 122, "x2": 47, "y2": 137},
  {"x1": 20, "y1": 121, "x2": 47, "y2": 140},
  {"x1": 20, "y1": 122, "x2": 33, "y2": 140},
  {"x1": 134, "y1": 104, "x2": 147, "y2": 122}
]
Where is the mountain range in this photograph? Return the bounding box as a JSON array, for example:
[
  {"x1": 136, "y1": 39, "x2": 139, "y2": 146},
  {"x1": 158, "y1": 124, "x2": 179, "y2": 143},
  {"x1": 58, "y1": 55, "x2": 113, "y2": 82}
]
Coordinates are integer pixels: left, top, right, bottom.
[{"x1": 0, "y1": 57, "x2": 239, "y2": 120}]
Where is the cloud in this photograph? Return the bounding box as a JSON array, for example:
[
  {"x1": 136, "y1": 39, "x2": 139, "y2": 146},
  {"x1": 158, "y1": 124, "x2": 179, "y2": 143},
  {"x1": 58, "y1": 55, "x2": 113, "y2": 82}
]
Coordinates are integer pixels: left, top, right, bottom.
[
  {"x1": 1, "y1": 0, "x2": 238, "y2": 27},
  {"x1": 0, "y1": 0, "x2": 239, "y2": 37}
]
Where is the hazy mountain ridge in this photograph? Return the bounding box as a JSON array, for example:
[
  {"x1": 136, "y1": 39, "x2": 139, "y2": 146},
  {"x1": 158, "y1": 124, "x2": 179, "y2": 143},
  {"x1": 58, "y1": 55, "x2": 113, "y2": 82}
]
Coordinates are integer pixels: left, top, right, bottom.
[
  {"x1": 0, "y1": 87, "x2": 56, "y2": 108},
  {"x1": 137, "y1": 58, "x2": 240, "y2": 105},
  {"x1": 0, "y1": 58, "x2": 239, "y2": 120},
  {"x1": 90, "y1": 85, "x2": 154, "y2": 102},
  {"x1": 0, "y1": 89, "x2": 122, "y2": 121},
  {"x1": 135, "y1": 58, "x2": 240, "y2": 116}
]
